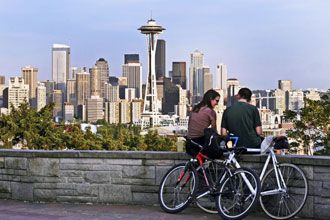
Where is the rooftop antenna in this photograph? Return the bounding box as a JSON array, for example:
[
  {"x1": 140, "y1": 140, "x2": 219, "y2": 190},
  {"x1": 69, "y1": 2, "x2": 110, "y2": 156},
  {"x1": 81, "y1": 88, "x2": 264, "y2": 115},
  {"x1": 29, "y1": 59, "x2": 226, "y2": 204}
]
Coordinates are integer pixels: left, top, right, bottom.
[{"x1": 150, "y1": 10, "x2": 153, "y2": 20}]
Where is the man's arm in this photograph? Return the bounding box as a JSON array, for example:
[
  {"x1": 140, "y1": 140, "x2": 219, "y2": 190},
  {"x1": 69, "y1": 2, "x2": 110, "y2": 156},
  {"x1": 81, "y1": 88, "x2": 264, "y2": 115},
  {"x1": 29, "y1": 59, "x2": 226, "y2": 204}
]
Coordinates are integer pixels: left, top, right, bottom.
[{"x1": 221, "y1": 128, "x2": 228, "y2": 136}]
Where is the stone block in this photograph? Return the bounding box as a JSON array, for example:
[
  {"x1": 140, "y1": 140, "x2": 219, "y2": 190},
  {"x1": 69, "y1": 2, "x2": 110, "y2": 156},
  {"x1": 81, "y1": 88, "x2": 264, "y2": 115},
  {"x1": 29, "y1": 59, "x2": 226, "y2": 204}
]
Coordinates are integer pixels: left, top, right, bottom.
[
  {"x1": 0, "y1": 157, "x2": 4, "y2": 168},
  {"x1": 0, "y1": 192, "x2": 11, "y2": 199},
  {"x1": 312, "y1": 181, "x2": 323, "y2": 196},
  {"x1": 132, "y1": 192, "x2": 158, "y2": 205},
  {"x1": 122, "y1": 166, "x2": 155, "y2": 179},
  {"x1": 314, "y1": 166, "x2": 330, "y2": 173},
  {"x1": 33, "y1": 183, "x2": 57, "y2": 189},
  {"x1": 57, "y1": 183, "x2": 75, "y2": 189},
  {"x1": 56, "y1": 189, "x2": 76, "y2": 196},
  {"x1": 111, "y1": 178, "x2": 155, "y2": 185},
  {"x1": 20, "y1": 176, "x2": 60, "y2": 183},
  {"x1": 104, "y1": 159, "x2": 142, "y2": 165},
  {"x1": 99, "y1": 184, "x2": 132, "y2": 203},
  {"x1": 155, "y1": 166, "x2": 173, "y2": 185},
  {"x1": 131, "y1": 185, "x2": 158, "y2": 193},
  {"x1": 315, "y1": 196, "x2": 330, "y2": 205},
  {"x1": 314, "y1": 173, "x2": 330, "y2": 181},
  {"x1": 0, "y1": 169, "x2": 14, "y2": 175},
  {"x1": 76, "y1": 184, "x2": 98, "y2": 196},
  {"x1": 60, "y1": 158, "x2": 104, "y2": 164},
  {"x1": 34, "y1": 189, "x2": 56, "y2": 202},
  {"x1": 60, "y1": 170, "x2": 83, "y2": 177},
  {"x1": 109, "y1": 170, "x2": 122, "y2": 179},
  {"x1": 11, "y1": 182, "x2": 33, "y2": 201},
  {"x1": 27, "y1": 158, "x2": 59, "y2": 177},
  {"x1": 314, "y1": 204, "x2": 330, "y2": 219},
  {"x1": 92, "y1": 164, "x2": 122, "y2": 171},
  {"x1": 67, "y1": 177, "x2": 84, "y2": 183},
  {"x1": 60, "y1": 164, "x2": 93, "y2": 171},
  {"x1": 299, "y1": 165, "x2": 313, "y2": 180},
  {"x1": 57, "y1": 196, "x2": 98, "y2": 203},
  {"x1": 84, "y1": 171, "x2": 110, "y2": 183},
  {"x1": 144, "y1": 160, "x2": 175, "y2": 166},
  {"x1": 0, "y1": 181, "x2": 11, "y2": 193},
  {"x1": 297, "y1": 196, "x2": 313, "y2": 218},
  {"x1": 5, "y1": 157, "x2": 27, "y2": 170}
]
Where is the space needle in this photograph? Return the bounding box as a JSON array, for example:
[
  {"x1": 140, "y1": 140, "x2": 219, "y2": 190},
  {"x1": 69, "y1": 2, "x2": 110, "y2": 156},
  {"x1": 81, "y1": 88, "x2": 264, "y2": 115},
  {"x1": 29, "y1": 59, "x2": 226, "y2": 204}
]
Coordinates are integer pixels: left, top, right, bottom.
[{"x1": 138, "y1": 18, "x2": 165, "y2": 129}]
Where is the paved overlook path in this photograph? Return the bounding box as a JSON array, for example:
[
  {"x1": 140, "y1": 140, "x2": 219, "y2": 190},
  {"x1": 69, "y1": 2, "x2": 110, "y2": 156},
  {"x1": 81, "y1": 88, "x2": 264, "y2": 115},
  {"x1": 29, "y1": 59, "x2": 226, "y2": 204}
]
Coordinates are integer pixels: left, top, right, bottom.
[{"x1": 0, "y1": 199, "x2": 313, "y2": 220}]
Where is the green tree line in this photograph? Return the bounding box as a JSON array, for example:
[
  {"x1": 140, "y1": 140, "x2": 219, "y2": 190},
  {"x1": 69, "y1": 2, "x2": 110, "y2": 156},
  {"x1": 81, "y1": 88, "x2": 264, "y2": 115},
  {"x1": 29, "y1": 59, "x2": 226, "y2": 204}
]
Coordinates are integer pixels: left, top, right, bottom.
[{"x1": 0, "y1": 102, "x2": 177, "y2": 151}]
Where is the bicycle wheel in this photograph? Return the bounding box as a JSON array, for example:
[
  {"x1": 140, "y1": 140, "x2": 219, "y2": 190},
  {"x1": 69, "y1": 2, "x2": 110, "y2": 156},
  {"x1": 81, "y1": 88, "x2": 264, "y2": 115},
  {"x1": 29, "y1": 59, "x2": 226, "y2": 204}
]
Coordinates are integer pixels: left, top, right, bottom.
[
  {"x1": 216, "y1": 168, "x2": 261, "y2": 220},
  {"x1": 260, "y1": 163, "x2": 308, "y2": 220},
  {"x1": 195, "y1": 160, "x2": 225, "y2": 214},
  {"x1": 158, "y1": 163, "x2": 198, "y2": 213}
]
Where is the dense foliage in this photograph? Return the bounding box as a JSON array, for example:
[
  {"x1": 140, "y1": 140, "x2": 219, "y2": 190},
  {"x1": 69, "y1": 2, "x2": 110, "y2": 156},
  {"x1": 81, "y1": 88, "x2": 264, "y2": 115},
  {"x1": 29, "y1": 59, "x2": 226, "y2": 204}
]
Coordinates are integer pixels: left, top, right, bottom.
[
  {"x1": 284, "y1": 99, "x2": 330, "y2": 155},
  {"x1": 0, "y1": 102, "x2": 177, "y2": 151}
]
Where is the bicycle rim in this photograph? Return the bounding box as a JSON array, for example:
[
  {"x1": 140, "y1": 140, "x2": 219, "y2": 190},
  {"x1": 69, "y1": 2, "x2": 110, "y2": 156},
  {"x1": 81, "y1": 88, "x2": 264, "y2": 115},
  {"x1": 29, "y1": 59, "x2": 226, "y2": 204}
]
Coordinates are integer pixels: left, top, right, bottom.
[
  {"x1": 158, "y1": 163, "x2": 197, "y2": 213},
  {"x1": 260, "y1": 163, "x2": 308, "y2": 219},
  {"x1": 216, "y1": 168, "x2": 261, "y2": 220}
]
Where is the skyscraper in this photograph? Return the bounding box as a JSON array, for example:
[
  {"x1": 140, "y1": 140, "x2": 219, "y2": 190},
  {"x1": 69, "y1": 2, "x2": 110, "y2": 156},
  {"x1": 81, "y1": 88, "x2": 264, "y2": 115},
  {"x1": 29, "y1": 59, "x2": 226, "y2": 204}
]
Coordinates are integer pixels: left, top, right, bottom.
[
  {"x1": 172, "y1": 62, "x2": 186, "y2": 89},
  {"x1": 21, "y1": 66, "x2": 38, "y2": 107},
  {"x1": 36, "y1": 82, "x2": 46, "y2": 111},
  {"x1": 227, "y1": 78, "x2": 240, "y2": 107},
  {"x1": 51, "y1": 90, "x2": 63, "y2": 120},
  {"x1": 162, "y1": 77, "x2": 179, "y2": 114},
  {"x1": 76, "y1": 72, "x2": 90, "y2": 108},
  {"x1": 203, "y1": 67, "x2": 212, "y2": 94},
  {"x1": 52, "y1": 44, "x2": 70, "y2": 98},
  {"x1": 89, "y1": 66, "x2": 101, "y2": 97},
  {"x1": 122, "y1": 62, "x2": 142, "y2": 99},
  {"x1": 95, "y1": 58, "x2": 109, "y2": 98},
  {"x1": 215, "y1": 63, "x2": 228, "y2": 96},
  {"x1": 3, "y1": 77, "x2": 29, "y2": 113},
  {"x1": 189, "y1": 50, "x2": 204, "y2": 103},
  {"x1": 86, "y1": 96, "x2": 104, "y2": 122},
  {"x1": 155, "y1": 39, "x2": 166, "y2": 80},
  {"x1": 278, "y1": 80, "x2": 292, "y2": 91},
  {"x1": 104, "y1": 82, "x2": 119, "y2": 102}
]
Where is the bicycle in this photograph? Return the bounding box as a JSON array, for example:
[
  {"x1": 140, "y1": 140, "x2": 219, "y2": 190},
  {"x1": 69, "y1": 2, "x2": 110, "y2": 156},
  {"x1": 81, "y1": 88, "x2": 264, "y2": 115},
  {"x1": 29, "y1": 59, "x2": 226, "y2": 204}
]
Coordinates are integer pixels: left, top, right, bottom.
[
  {"x1": 158, "y1": 137, "x2": 261, "y2": 220},
  {"x1": 229, "y1": 135, "x2": 308, "y2": 220}
]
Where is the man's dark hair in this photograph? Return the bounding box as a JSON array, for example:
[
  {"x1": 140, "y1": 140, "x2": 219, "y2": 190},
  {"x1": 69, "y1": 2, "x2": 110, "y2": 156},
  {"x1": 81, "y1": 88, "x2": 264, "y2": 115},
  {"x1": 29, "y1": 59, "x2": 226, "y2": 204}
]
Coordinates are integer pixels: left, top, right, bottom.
[{"x1": 238, "y1": 88, "x2": 252, "y2": 102}]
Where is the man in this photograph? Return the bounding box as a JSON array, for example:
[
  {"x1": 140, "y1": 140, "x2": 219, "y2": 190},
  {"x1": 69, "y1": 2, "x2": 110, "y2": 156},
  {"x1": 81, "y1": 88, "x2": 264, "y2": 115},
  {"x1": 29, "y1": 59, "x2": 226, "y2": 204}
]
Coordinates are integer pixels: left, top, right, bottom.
[{"x1": 221, "y1": 88, "x2": 263, "y2": 148}]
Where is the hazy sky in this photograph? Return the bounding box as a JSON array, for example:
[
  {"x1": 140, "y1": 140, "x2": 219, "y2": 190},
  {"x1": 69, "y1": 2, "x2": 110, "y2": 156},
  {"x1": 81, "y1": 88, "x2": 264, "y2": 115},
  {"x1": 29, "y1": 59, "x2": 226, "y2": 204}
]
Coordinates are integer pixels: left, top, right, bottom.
[{"x1": 0, "y1": 0, "x2": 329, "y2": 90}]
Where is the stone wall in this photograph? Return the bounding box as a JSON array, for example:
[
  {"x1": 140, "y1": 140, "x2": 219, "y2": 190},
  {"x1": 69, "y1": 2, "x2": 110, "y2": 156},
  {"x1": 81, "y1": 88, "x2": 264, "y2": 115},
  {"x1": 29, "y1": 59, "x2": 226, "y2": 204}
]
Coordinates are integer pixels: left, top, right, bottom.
[{"x1": 0, "y1": 149, "x2": 330, "y2": 219}]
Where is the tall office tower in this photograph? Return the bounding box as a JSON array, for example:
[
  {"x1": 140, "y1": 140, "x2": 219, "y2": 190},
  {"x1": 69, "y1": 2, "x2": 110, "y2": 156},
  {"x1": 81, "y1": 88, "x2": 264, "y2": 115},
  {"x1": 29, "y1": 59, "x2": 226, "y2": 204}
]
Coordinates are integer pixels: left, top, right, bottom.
[
  {"x1": 41, "y1": 80, "x2": 56, "y2": 104},
  {"x1": 76, "y1": 72, "x2": 90, "y2": 119},
  {"x1": 226, "y1": 78, "x2": 240, "y2": 107},
  {"x1": 172, "y1": 62, "x2": 186, "y2": 89},
  {"x1": 176, "y1": 85, "x2": 187, "y2": 119},
  {"x1": 125, "y1": 88, "x2": 136, "y2": 101},
  {"x1": 105, "y1": 102, "x2": 119, "y2": 124},
  {"x1": 51, "y1": 90, "x2": 63, "y2": 120},
  {"x1": 64, "y1": 103, "x2": 74, "y2": 122},
  {"x1": 203, "y1": 67, "x2": 212, "y2": 93},
  {"x1": 89, "y1": 66, "x2": 101, "y2": 96},
  {"x1": 288, "y1": 90, "x2": 304, "y2": 112},
  {"x1": 156, "y1": 81, "x2": 163, "y2": 111},
  {"x1": 117, "y1": 76, "x2": 128, "y2": 99},
  {"x1": 3, "y1": 77, "x2": 29, "y2": 113},
  {"x1": 278, "y1": 80, "x2": 292, "y2": 91},
  {"x1": 21, "y1": 66, "x2": 38, "y2": 107},
  {"x1": 104, "y1": 82, "x2": 119, "y2": 102},
  {"x1": 0, "y1": 76, "x2": 5, "y2": 85},
  {"x1": 124, "y1": 54, "x2": 139, "y2": 64},
  {"x1": 189, "y1": 50, "x2": 204, "y2": 98},
  {"x1": 131, "y1": 99, "x2": 143, "y2": 124},
  {"x1": 162, "y1": 77, "x2": 179, "y2": 114},
  {"x1": 215, "y1": 63, "x2": 227, "y2": 95},
  {"x1": 52, "y1": 44, "x2": 70, "y2": 98},
  {"x1": 36, "y1": 82, "x2": 46, "y2": 111},
  {"x1": 274, "y1": 89, "x2": 286, "y2": 115},
  {"x1": 122, "y1": 62, "x2": 142, "y2": 99},
  {"x1": 119, "y1": 100, "x2": 131, "y2": 124},
  {"x1": 139, "y1": 18, "x2": 165, "y2": 128},
  {"x1": 86, "y1": 96, "x2": 103, "y2": 122},
  {"x1": 155, "y1": 39, "x2": 166, "y2": 80},
  {"x1": 95, "y1": 58, "x2": 109, "y2": 98},
  {"x1": 66, "y1": 79, "x2": 76, "y2": 105}
]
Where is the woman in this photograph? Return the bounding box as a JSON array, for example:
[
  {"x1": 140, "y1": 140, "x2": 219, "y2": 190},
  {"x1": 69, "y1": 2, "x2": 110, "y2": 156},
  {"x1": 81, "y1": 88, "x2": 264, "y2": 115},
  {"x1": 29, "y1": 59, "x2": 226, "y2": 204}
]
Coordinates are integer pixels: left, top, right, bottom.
[{"x1": 187, "y1": 89, "x2": 220, "y2": 147}]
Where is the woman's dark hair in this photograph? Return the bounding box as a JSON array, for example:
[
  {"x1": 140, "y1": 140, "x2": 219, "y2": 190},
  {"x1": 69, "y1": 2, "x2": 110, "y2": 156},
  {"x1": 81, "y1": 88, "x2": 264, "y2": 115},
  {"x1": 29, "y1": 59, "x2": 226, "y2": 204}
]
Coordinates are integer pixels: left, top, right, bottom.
[
  {"x1": 238, "y1": 88, "x2": 252, "y2": 102},
  {"x1": 192, "y1": 89, "x2": 220, "y2": 112}
]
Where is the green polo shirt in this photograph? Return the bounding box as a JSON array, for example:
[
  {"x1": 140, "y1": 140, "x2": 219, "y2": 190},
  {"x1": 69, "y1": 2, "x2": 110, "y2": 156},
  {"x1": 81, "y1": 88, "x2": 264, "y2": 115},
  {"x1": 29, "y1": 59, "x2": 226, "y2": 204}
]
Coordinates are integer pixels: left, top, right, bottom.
[{"x1": 221, "y1": 102, "x2": 262, "y2": 148}]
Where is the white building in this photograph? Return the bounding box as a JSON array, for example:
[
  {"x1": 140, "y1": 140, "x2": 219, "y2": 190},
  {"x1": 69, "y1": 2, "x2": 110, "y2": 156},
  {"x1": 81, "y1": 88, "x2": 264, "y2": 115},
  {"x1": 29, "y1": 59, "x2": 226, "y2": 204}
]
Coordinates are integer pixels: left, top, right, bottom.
[
  {"x1": 288, "y1": 90, "x2": 304, "y2": 112},
  {"x1": 64, "y1": 103, "x2": 74, "y2": 122},
  {"x1": 5, "y1": 77, "x2": 29, "y2": 113},
  {"x1": 122, "y1": 63, "x2": 142, "y2": 98},
  {"x1": 86, "y1": 96, "x2": 103, "y2": 122},
  {"x1": 125, "y1": 88, "x2": 136, "y2": 101},
  {"x1": 104, "y1": 83, "x2": 119, "y2": 102},
  {"x1": 105, "y1": 102, "x2": 119, "y2": 124},
  {"x1": 36, "y1": 82, "x2": 46, "y2": 111},
  {"x1": 215, "y1": 63, "x2": 228, "y2": 96},
  {"x1": 52, "y1": 44, "x2": 70, "y2": 97}
]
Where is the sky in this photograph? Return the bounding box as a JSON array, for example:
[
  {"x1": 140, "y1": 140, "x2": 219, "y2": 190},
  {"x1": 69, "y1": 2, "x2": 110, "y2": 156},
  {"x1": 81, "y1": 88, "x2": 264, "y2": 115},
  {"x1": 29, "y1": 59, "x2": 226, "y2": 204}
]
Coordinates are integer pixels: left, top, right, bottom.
[{"x1": 0, "y1": 0, "x2": 329, "y2": 90}]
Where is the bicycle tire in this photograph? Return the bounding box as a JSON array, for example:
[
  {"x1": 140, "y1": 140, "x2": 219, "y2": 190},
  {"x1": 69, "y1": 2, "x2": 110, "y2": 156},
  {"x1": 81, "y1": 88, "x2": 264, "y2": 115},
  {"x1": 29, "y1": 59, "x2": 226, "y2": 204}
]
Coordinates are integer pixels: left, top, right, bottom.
[
  {"x1": 260, "y1": 163, "x2": 308, "y2": 220},
  {"x1": 216, "y1": 167, "x2": 261, "y2": 220},
  {"x1": 195, "y1": 160, "x2": 225, "y2": 214},
  {"x1": 158, "y1": 162, "x2": 198, "y2": 213}
]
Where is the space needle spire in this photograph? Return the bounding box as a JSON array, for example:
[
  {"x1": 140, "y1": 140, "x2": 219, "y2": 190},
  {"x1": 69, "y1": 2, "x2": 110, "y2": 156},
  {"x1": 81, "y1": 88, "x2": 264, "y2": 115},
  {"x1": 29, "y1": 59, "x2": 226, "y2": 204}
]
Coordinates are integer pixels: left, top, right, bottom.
[{"x1": 138, "y1": 18, "x2": 165, "y2": 129}]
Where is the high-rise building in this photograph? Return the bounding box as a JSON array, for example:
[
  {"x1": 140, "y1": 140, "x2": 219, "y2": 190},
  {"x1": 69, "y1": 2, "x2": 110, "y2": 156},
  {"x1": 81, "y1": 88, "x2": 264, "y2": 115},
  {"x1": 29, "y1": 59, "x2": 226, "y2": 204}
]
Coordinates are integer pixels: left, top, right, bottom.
[
  {"x1": 105, "y1": 102, "x2": 119, "y2": 124},
  {"x1": 51, "y1": 90, "x2": 63, "y2": 120},
  {"x1": 122, "y1": 62, "x2": 142, "y2": 98},
  {"x1": 274, "y1": 89, "x2": 286, "y2": 115},
  {"x1": 155, "y1": 39, "x2": 166, "y2": 80},
  {"x1": 86, "y1": 96, "x2": 103, "y2": 122},
  {"x1": 66, "y1": 79, "x2": 76, "y2": 105},
  {"x1": 124, "y1": 54, "x2": 139, "y2": 64},
  {"x1": 21, "y1": 66, "x2": 38, "y2": 107},
  {"x1": 89, "y1": 66, "x2": 101, "y2": 96},
  {"x1": 125, "y1": 88, "x2": 136, "y2": 101},
  {"x1": 288, "y1": 90, "x2": 304, "y2": 112},
  {"x1": 227, "y1": 78, "x2": 240, "y2": 107},
  {"x1": 41, "y1": 80, "x2": 56, "y2": 105},
  {"x1": 119, "y1": 100, "x2": 130, "y2": 124},
  {"x1": 76, "y1": 72, "x2": 90, "y2": 107},
  {"x1": 64, "y1": 103, "x2": 74, "y2": 122},
  {"x1": 0, "y1": 76, "x2": 5, "y2": 85},
  {"x1": 203, "y1": 67, "x2": 212, "y2": 93},
  {"x1": 95, "y1": 58, "x2": 109, "y2": 98},
  {"x1": 36, "y1": 82, "x2": 46, "y2": 111},
  {"x1": 162, "y1": 77, "x2": 179, "y2": 114},
  {"x1": 215, "y1": 63, "x2": 227, "y2": 96},
  {"x1": 131, "y1": 99, "x2": 143, "y2": 124},
  {"x1": 3, "y1": 77, "x2": 29, "y2": 113},
  {"x1": 278, "y1": 80, "x2": 292, "y2": 91},
  {"x1": 52, "y1": 44, "x2": 70, "y2": 97},
  {"x1": 172, "y1": 62, "x2": 186, "y2": 89},
  {"x1": 176, "y1": 85, "x2": 187, "y2": 118},
  {"x1": 189, "y1": 50, "x2": 204, "y2": 91},
  {"x1": 104, "y1": 82, "x2": 119, "y2": 102}
]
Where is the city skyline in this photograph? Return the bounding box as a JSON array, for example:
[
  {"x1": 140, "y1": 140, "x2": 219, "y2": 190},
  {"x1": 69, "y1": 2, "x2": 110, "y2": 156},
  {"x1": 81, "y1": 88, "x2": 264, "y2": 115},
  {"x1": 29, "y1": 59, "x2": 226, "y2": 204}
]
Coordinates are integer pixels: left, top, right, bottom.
[{"x1": 0, "y1": 0, "x2": 330, "y2": 90}]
